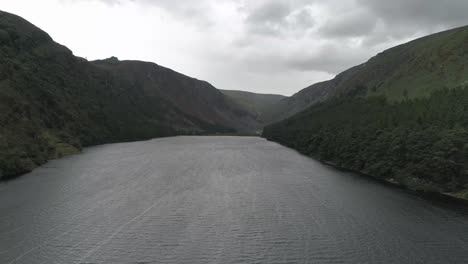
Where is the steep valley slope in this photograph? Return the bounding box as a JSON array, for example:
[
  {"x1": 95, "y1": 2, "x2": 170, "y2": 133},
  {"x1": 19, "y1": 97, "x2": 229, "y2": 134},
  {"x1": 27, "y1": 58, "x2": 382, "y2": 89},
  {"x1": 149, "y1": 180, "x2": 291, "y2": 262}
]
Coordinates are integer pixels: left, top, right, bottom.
[
  {"x1": 0, "y1": 10, "x2": 258, "y2": 179},
  {"x1": 264, "y1": 25, "x2": 468, "y2": 124}
]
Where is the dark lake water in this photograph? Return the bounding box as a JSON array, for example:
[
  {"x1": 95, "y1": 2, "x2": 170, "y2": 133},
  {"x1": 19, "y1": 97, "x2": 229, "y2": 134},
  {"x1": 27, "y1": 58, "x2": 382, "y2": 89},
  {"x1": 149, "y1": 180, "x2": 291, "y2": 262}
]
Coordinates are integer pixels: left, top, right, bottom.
[{"x1": 1, "y1": 136, "x2": 468, "y2": 264}]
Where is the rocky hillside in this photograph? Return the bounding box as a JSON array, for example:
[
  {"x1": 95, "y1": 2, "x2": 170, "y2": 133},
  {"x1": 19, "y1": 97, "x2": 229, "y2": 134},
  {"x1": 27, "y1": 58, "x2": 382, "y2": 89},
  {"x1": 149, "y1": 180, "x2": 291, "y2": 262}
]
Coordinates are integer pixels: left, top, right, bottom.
[{"x1": 0, "y1": 10, "x2": 257, "y2": 179}]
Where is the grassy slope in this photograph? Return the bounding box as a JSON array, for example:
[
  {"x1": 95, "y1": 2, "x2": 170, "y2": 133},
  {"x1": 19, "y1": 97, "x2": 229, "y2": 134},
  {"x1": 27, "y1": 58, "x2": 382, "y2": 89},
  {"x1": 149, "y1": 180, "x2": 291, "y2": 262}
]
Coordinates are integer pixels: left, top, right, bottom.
[
  {"x1": 265, "y1": 26, "x2": 468, "y2": 124},
  {"x1": 347, "y1": 25, "x2": 468, "y2": 100}
]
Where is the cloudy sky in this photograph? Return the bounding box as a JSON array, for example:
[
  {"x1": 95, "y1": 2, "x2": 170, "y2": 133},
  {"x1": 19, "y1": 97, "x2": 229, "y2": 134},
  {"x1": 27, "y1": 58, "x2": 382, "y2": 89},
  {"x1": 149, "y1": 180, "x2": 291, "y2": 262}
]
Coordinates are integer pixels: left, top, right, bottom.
[{"x1": 3, "y1": 0, "x2": 468, "y2": 95}]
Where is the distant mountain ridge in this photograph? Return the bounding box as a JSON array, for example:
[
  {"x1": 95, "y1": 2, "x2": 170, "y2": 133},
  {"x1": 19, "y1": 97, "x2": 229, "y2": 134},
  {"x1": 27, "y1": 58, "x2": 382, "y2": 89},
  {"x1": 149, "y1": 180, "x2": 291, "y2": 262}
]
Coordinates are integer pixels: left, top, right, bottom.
[
  {"x1": 220, "y1": 89, "x2": 285, "y2": 127},
  {"x1": 0, "y1": 10, "x2": 259, "y2": 179}
]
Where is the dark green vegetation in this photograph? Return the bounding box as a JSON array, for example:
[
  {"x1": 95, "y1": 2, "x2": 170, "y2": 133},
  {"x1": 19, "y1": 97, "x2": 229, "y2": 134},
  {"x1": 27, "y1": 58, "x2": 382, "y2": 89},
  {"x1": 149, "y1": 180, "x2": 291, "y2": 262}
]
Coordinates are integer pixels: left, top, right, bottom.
[
  {"x1": 264, "y1": 25, "x2": 468, "y2": 196},
  {"x1": 264, "y1": 88, "x2": 468, "y2": 193},
  {"x1": 220, "y1": 89, "x2": 285, "y2": 127},
  {"x1": 0, "y1": 11, "x2": 258, "y2": 179}
]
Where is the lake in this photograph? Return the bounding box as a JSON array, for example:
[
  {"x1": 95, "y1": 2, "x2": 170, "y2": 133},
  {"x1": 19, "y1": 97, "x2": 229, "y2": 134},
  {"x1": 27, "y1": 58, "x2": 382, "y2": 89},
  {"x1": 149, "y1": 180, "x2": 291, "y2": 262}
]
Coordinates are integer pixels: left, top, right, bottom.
[{"x1": 1, "y1": 136, "x2": 468, "y2": 263}]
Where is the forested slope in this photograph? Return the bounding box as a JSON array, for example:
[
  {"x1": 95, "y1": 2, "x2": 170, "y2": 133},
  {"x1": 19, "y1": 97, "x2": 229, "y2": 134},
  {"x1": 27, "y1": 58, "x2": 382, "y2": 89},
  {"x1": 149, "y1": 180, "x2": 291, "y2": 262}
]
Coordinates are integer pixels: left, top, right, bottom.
[{"x1": 264, "y1": 26, "x2": 468, "y2": 197}]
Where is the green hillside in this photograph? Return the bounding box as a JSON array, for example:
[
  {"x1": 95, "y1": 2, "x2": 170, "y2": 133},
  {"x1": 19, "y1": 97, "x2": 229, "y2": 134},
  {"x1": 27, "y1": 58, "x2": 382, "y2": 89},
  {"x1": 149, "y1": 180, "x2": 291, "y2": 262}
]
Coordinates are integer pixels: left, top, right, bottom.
[
  {"x1": 0, "y1": 11, "x2": 257, "y2": 179},
  {"x1": 264, "y1": 26, "x2": 468, "y2": 197},
  {"x1": 265, "y1": 26, "x2": 468, "y2": 124},
  {"x1": 344, "y1": 26, "x2": 468, "y2": 100}
]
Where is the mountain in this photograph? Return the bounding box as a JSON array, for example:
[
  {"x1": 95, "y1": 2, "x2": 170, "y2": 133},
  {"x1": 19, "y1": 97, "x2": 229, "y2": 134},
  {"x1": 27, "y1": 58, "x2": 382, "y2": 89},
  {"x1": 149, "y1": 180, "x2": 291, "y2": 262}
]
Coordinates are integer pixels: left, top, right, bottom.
[
  {"x1": 265, "y1": 25, "x2": 468, "y2": 124},
  {"x1": 0, "y1": 10, "x2": 258, "y2": 179},
  {"x1": 92, "y1": 59, "x2": 258, "y2": 134},
  {"x1": 262, "y1": 66, "x2": 361, "y2": 124},
  {"x1": 220, "y1": 89, "x2": 285, "y2": 127},
  {"x1": 264, "y1": 25, "x2": 468, "y2": 198}
]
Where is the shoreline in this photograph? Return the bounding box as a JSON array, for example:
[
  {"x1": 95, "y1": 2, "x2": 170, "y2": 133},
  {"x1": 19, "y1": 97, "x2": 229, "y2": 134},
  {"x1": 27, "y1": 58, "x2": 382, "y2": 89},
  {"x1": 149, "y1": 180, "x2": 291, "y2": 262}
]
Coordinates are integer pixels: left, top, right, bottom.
[
  {"x1": 267, "y1": 139, "x2": 468, "y2": 206},
  {"x1": 320, "y1": 159, "x2": 468, "y2": 205}
]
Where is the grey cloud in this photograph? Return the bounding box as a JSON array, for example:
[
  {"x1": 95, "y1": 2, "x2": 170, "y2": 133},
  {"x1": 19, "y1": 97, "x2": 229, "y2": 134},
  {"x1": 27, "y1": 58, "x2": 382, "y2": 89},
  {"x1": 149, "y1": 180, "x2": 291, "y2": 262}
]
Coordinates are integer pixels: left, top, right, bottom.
[
  {"x1": 139, "y1": 0, "x2": 210, "y2": 17},
  {"x1": 293, "y1": 8, "x2": 315, "y2": 28},
  {"x1": 68, "y1": 0, "x2": 213, "y2": 24},
  {"x1": 315, "y1": 0, "x2": 468, "y2": 47},
  {"x1": 233, "y1": 41, "x2": 370, "y2": 76},
  {"x1": 244, "y1": 1, "x2": 315, "y2": 37},
  {"x1": 69, "y1": 0, "x2": 468, "y2": 39},
  {"x1": 247, "y1": 1, "x2": 291, "y2": 24},
  {"x1": 245, "y1": 1, "x2": 292, "y2": 36},
  {"x1": 63, "y1": 0, "x2": 121, "y2": 4},
  {"x1": 319, "y1": 10, "x2": 377, "y2": 38},
  {"x1": 285, "y1": 44, "x2": 369, "y2": 74},
  {"x1": 359, "y1": 0, "x2": 468, "y2": 27},
  {"x1": 357, "y1": 0, "x2": 468, "y2": 41}
]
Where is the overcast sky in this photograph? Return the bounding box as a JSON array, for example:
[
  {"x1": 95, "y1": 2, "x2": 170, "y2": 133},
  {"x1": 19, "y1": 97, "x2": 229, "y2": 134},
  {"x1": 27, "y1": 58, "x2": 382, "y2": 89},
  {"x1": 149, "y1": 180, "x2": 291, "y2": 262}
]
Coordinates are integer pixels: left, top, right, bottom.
[{"x1": 3, "y1": 0, "x2": 468, "y2": 95}]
